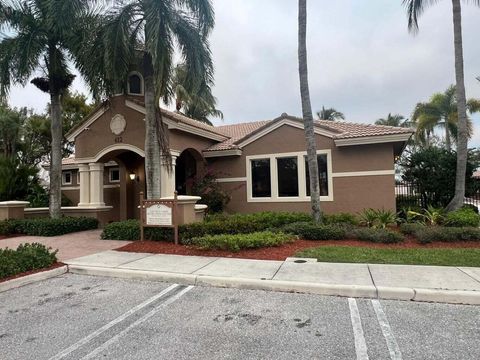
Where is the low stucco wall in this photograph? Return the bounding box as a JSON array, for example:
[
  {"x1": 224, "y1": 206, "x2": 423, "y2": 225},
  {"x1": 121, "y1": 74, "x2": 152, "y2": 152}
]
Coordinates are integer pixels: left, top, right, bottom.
[{"x1": 24, "y1": 207, "x2": 115, "y2": 227}]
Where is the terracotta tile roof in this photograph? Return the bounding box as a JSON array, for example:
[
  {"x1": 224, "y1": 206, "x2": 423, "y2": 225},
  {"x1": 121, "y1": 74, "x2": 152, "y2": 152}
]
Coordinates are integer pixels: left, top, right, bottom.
[
  {"x1": 206, "y1": 120, "x2": 271, "y2": 151},
  {"x1": 204, "y1": 114, "x2": 413, "y2": 152},
  {"x1": 314, "y1": 119, "x2": 414, "y2": 139},
  {"x1": 127, "y1": 98, "x2": 227, "y2": 138}
]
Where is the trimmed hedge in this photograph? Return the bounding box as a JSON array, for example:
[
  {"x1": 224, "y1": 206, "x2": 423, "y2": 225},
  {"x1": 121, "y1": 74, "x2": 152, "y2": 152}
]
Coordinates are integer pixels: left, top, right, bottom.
[
  {"x1": 323, "y1": 213, "x2": 359, "y2": 226},
  {"x1": 0, "y1": 243, "x2": 57, "y2": 279},
  {"x1": 444, "y1": 208, "x2": 480, "y2": 227},
  {"x1": 351, "y1": 228, "x2": 404, "y2": 244},
  {"x1": 190, "y1": 231, "x2": 295, "y2": 252},
  {"x1": 101, "y1": 212, "x2": 313, "y2": 241},
  {"x1": 281, "y1": 222, "x2": 346, "y2": 240},
  {"x1": 399, "y1": 223, "x2": 425, "y2": 235},
  {"x1": 414, "y1": 226, "x2": 480, "y2": 244},
  {"x1": 0, "y1": 217, "x2": 98, "y2": 237}
]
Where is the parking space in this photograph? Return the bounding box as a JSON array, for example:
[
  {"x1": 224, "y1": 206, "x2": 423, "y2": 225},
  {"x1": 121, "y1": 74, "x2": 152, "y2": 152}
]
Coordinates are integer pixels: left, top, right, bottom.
[{"x1": 0, "y1": 274, "x2": 478, "y2": 359}]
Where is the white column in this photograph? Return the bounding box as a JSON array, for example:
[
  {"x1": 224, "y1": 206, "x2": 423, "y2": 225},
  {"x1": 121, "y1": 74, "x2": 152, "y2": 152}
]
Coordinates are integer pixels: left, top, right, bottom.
[
  {"x1": 77, "y1": 164, "x2": 90, "y2": 207},
  {"x1": 89, "y1": 162, "x2": 105, "y2": 207},
  {"x1": 160, "y1": 155, "x2": 177, "y2": 198}
]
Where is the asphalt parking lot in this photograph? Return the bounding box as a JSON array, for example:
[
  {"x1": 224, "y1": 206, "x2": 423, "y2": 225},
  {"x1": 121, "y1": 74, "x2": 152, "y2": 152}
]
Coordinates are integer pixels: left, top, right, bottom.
[{"x1": 0, "y1": 274, "x2": 479, "y2": 360}]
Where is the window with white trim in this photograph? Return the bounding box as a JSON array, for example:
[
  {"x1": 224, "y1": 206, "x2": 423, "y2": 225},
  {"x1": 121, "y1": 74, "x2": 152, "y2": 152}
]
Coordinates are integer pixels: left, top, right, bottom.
[
  {"x1": 251, "y1": 158, "x2": 271, "y2": 198},
  {"x1": 109, "y1": 168, "x2": 120, "y2": 183},
  {"x1": 246, "y1": 150, "x2": 333, "y2": 202},
  {"x1": 62, "y1": 171, "x2": 72, "y2": 186}
]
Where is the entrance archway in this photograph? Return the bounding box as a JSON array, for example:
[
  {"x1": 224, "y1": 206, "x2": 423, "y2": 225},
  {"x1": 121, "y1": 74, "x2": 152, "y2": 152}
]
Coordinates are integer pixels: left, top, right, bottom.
[
  {"x1": 97, "y1": 148, "x2": 145, "y2": 220},
  {"x1": 175, "y1": 148, "x2": 204, "y2": 195}
]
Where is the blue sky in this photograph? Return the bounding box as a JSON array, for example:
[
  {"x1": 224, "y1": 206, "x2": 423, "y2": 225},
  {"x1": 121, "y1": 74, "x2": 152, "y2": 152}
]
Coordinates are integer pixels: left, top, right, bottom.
[{"x1": 7, "y1": 0, "x2": 480, "y2": 145}]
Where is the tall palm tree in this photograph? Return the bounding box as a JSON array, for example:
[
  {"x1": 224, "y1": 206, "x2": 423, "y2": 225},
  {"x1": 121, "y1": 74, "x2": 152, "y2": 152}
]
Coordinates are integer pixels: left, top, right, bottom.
[
  {"x1": 375, "y1": 113, "x2": 409, "y2": 127},
  {"x1": 172, "y1": 63, "x2": 223, "y2": 125},
  {"x1": 317, "y1": 106, "x2": 345, "y2": 121},
  {"x1": 0, "y1": 0, "x2": 100, "y2": 218},
  {"x1": 403, "y1": 0, "x2": 480, "y2": 211},
  {"x1": 298, "y1": 0, "x2": 321, "y2": 223},
  {"x1": 412, "y1": 86, "x2": 478, "y2": 151},
  {"x1": 100, "y1": 0, "x2": 214, "y2": 199}
]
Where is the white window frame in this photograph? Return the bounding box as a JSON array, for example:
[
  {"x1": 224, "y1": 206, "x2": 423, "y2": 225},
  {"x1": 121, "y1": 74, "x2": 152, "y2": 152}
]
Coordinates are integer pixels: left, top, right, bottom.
[
  {"x1": 62, "y1": 171, "x2": 73, "y2": 186},
  {"x1": 109, "y1": 167, "x2": 120, "y2": 183},
  {"x1": 127, "y1": 71, "x2": 144, "y2": 96},
  {"x1": 246, "y1": 150, "x2": 333, "y2": 203}
]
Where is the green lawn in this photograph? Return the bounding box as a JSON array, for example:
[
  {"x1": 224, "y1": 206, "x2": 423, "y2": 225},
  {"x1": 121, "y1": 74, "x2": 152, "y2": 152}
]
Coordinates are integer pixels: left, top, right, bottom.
[{"x1": 295, "y1": 246, "x2": 480, "y2": 267}]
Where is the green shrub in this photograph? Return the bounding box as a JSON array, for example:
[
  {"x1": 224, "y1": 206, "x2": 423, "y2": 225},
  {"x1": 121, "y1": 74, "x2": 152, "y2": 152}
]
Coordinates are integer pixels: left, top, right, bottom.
[
  {"x1": 323, "y1": 213, "x2": 358, "y2": 226},
  {"x1": 101, "y1": 212, "x2": 313, "y2": 242},
  {"x1": 0, "y1": 243, "x2": 57, "y2": 279},
  {"x1": 414, "y1": 226, "x2": 480, "y2": 244},
  {"x1": 281, "y1": 221, "x2": 346, "y2": 240},
  {"x1": 444, "y1": 208, "x2": 480, "y2": 227},
  {"x1": 101, "y1": 219, "x2": 173, "y2": 241},
  {"x1": 1, "y1": 217, "x2": 98, "y2": 237},
  {"x1": 399, "y1": 223, "x2": 425, "y2": 235},
  {"x1": 461, "y1": 204, "x2": 479, "y2": 214},
  {"x1": 358, "y1": 208, "x2": 397, "y2": 228},
  {"x1": 191, "y1": 231, "x2": 294, "y2": 252},
  {"x1": 351, "y1": 228, "x2": 404, "y2": 244}
]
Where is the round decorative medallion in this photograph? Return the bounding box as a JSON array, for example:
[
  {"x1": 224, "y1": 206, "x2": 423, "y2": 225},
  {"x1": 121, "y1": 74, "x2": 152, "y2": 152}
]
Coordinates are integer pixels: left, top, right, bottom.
[{"x1": 110, "y1": 114, "x2": 126, "y2": 135}]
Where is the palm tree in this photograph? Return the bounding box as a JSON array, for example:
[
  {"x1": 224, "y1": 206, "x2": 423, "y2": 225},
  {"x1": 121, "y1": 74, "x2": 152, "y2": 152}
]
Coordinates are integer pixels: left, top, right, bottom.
[
  {"x1": 375, "y1": 113, "x2": 410, "y2": 127},
  {"x1": 317, "y1": 106, "x2": 345, "y2": 121},
  {"x1": 403, "y1": 0, "x2": 480, "y2": 211},
  {"x1": 100, "y1": 1, "x2": 214, "y2": 199},
  {"x1": 0, "y1": 0, "x2": 100, "y2": 218},
  {"x1": 172, "y1": 63, "x2": 223, "y2": 125},
  {"x1": 412, "y1": 86, "x2": 478, "y2": 151},
  {"x1": 298, "y1": 0, "x2": 321, "y2": 223}
]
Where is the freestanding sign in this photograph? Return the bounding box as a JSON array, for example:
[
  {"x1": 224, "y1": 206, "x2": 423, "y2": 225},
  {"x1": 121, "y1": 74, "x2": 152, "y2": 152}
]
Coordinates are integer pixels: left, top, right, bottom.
[{"x1": 139, "y1": 191, "x2": 179, "y2": 244}]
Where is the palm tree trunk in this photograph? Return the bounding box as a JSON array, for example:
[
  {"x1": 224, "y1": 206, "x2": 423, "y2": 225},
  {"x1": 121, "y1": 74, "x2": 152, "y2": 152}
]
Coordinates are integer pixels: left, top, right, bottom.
[
  {"x1": 446, "y1": 0, "x2": 468, "y2": 211},
  {"x1": 298, "y1": 0, "x2": 321, "y2": 223},
  {"x1": 49, "y1": 92, "x2": 62, "y2": 218},
  {"x1": 143, "y1": 53, "x2": 162, "y2": 199},
  {"x1": 444, "y1": 120, "x2": 451, "y2": 151}
]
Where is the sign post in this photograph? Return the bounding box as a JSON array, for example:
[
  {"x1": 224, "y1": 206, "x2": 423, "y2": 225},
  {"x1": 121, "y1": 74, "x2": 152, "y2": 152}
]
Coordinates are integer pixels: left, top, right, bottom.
[{"x1": 139, "y1": 191, "x2": 179, "y2": 245}]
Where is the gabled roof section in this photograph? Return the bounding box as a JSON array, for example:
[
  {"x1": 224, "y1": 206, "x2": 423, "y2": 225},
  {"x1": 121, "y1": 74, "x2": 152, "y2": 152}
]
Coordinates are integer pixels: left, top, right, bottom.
[{"x1": 204, "y1": 113, "x2": 413, "y2": 154}]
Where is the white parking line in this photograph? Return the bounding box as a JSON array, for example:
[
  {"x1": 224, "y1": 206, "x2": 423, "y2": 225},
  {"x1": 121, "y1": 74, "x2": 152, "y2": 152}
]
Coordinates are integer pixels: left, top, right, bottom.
[
  {"x1": 48, "y1": 284, "x2": 180, "y2": 360},
  {"x1": 348, "y1": 298, "x2": 369, "y2": 360},
  {"x1": 371, "y1": 300, "x2": 403, "y2": 360},
  {"x1": 81, "y1": 285, "x2": 194, "y2": 360}
]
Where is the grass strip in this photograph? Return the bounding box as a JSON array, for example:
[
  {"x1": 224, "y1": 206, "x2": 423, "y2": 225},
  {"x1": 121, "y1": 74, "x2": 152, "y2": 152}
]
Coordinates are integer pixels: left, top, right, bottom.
[{"x1": 295, "y1": 246, "x2": 480, "y2": 267}]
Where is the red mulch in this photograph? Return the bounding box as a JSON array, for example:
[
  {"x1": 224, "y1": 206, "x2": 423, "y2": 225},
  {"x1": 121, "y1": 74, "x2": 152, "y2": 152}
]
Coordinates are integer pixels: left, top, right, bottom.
[
  {"x1": 0, "y1": 262, "x2": 65, "y2": 284},
  {"x1": 116, "y1": 236, "x2": 480, "y2": 261}
]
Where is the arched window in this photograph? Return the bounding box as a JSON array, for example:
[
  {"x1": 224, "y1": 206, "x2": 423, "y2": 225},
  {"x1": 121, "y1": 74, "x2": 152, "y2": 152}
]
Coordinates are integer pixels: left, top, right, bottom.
[{"x1": 127, "y1": 72, "x2": 143, "y2": 95}]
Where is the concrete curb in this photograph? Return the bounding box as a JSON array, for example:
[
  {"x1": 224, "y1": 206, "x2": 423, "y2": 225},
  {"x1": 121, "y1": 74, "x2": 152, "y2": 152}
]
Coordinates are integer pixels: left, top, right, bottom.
[
  {"x1": 64, "y1": 265, "x2": 480, "y2": 305},
  {"x1": 0, "y1": 265, "x2": 68, "y2": 293},
  {"x1": 68, "y1": 265, "x2": 197, "y2": 285}
]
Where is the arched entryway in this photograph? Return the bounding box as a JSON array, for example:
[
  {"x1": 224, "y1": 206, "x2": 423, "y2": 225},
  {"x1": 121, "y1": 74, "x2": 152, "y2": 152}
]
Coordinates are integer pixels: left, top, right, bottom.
[
  {"x1": 94, "y1": 145, "x2": 146, "y2": 221},
  {"x1": 175, "y1": 148, "x2": 205, "y2": 195}
]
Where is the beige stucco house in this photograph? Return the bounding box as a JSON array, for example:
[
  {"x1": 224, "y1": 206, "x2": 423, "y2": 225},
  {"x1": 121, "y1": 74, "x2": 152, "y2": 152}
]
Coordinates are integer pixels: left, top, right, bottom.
[{"x1": 57, "y1": 72, "x2": 413, "y2": 223}]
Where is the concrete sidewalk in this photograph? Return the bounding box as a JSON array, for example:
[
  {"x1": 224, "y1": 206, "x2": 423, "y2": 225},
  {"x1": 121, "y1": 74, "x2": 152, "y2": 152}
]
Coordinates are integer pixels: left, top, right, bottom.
[{"x1": 65, "y1": 250, "x2": 480, "y2": 305}]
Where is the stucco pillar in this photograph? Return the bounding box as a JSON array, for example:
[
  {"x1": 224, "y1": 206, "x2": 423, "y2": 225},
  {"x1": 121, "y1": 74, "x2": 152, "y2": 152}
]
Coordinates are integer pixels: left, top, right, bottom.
[
  {"x1": 77, "y1": 164, "x2": 90, "y2": 207},
  {"x1": 160, "y1": 155, "x2": 177, "y2": 198},
  {"x1": 89, "y1": 162, "x2": 105, "y2": 207}
]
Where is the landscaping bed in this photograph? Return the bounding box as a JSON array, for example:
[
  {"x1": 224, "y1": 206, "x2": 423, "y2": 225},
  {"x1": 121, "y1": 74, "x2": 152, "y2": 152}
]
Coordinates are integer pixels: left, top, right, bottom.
[
  {"x1": 0, "y1": 262, "x2": 64, "y2": 284},
  {"x1": 0, "y1": 243, "x2": 59, "y2": 281},
  {"x1": 116, "y1": 235, "x2": 480, "y2": 261},
  {"x1": 0, "y1": 217, "x2": 98, "y2": 237}
]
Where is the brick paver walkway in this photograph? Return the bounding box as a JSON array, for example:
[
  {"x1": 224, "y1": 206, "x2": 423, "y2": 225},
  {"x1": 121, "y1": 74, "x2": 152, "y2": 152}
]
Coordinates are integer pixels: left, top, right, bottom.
[{"x1": 0, "y1": 230, "x2": 130, "y2": 261}]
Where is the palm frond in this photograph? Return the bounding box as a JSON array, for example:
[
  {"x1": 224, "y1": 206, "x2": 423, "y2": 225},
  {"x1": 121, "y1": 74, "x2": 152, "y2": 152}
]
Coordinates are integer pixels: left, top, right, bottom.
[{"x1": 402, "y1": 0, "x2": 440, "y2": 33}]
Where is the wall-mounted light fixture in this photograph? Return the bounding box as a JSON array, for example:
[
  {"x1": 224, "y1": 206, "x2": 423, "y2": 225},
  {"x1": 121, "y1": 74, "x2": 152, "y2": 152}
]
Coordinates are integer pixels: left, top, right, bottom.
[{"x1": 129, "y1": 173, "x2": 136, "y2": 181}]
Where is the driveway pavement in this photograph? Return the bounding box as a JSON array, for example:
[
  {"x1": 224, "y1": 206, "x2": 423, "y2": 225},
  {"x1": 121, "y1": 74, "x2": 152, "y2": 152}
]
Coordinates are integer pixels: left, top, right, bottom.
[
  {"x1": 0, "y1": 231, "x2": 129, "y2": 261},
  {"x1": 0, "y1": 274, "x2": 479, "y2": 360}
]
